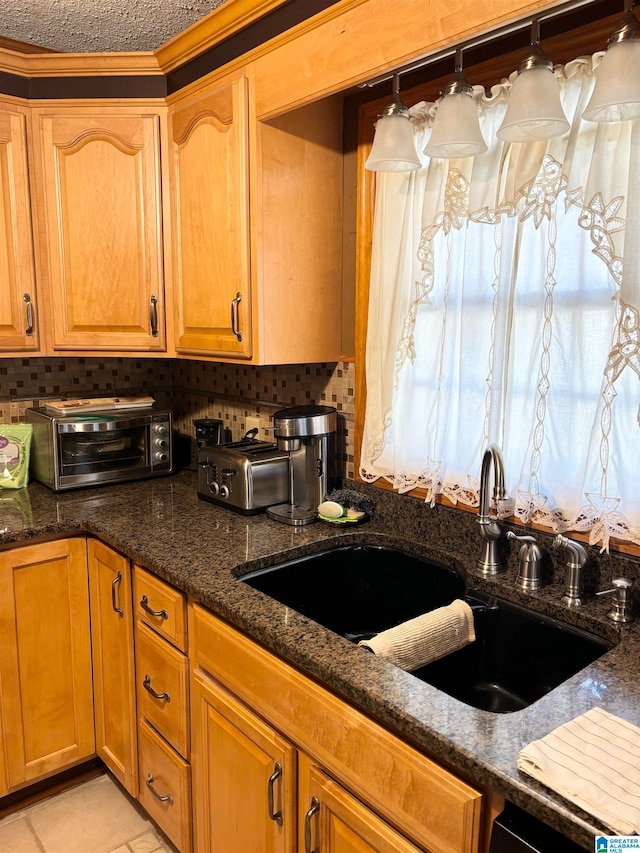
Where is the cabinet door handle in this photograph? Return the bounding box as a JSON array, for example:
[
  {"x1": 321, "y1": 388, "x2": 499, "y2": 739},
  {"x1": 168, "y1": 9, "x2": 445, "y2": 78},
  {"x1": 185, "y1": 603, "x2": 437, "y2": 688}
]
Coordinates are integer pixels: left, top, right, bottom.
[
  {"x1": 146, "y1": 773, "x2": 173, "y2": 804},
  {"x1": 304, "y1": 797, "x2": 320, "y2": 853},
  {"x1": 150, "y1": 294, "x2": 159, "y2": 337},
  {"x1": 111, "y1": 571, "x2": 124, "y2": 616},
  {"x1": 231, "y1": 292, "x2": 242, "y2": 342},
  {"x1": 143, "y1": 674, "x2": 170, "y2": 702},
  {"x1": 140, "y1": 595, "x2": 168, "y2": 619},
  {"x1": 23, "y1": 293, "x2": 34, "y2": 336},
  {"x1": 267, "y1": 762, "x2": 283, "y2": 826}
]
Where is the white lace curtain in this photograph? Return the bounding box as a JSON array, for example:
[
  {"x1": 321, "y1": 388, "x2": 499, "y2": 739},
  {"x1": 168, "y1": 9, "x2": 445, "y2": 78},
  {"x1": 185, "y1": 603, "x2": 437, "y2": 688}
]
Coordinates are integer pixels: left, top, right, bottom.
[{"x1": 360, "y1": 54, "x2": 640, "y2": 550}]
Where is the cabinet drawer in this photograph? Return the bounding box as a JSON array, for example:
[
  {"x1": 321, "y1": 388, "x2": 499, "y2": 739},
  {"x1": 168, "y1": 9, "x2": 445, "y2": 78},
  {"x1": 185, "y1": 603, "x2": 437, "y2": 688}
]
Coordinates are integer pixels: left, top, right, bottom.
[
  {"x1": 134, "y1": 565, "x2": 187, "y2": 651},
  {"x1": 191, "y1": 604, "x2": 482, "y2": 853},
  {"x1": 136, "y1": 620, "x2": 189, "y2": 759},
  {"x1": 138, "y1": 717, "x2": 191, "y2": 853}
]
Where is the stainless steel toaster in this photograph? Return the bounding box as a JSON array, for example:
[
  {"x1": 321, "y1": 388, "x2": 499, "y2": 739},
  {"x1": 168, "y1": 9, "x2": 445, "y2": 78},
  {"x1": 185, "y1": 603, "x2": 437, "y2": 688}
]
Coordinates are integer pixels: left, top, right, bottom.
[{"x1": 196, "y1": 439, "x2": 289, "y2": 514}]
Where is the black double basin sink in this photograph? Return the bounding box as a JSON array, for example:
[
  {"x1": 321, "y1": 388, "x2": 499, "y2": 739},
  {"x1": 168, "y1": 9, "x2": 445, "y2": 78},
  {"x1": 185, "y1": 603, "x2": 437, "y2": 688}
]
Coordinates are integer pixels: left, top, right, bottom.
[{"x1": 241, "y1": 545, "x2": 611, "y2": 713}]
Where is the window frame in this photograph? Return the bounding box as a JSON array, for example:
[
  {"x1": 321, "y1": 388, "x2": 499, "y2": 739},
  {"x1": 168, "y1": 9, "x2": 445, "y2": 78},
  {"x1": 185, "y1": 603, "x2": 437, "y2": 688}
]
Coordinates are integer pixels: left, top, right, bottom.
[{"x1": 352, "y1": 11, "x2": 640, "y2": 558}]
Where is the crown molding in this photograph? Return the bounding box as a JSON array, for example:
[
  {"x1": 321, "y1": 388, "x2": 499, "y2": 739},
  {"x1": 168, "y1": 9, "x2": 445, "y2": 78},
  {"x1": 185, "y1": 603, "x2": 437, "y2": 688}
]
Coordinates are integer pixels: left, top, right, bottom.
[
  {"x1": 0, "y1": 48, "x2": 162, "y2": 78},
  {"x1": 0, "y1": 35, "x2": 58, "y2": 54},
  {"x1": 154, "y1": 0, "x2": 292, "y2": 73}
]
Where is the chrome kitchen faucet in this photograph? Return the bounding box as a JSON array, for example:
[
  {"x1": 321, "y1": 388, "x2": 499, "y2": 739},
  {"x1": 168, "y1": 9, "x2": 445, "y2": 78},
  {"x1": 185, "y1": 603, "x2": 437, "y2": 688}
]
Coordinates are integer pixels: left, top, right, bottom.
[{"x1": 476, "y1": 444, "x2": 509, "y2": 576}]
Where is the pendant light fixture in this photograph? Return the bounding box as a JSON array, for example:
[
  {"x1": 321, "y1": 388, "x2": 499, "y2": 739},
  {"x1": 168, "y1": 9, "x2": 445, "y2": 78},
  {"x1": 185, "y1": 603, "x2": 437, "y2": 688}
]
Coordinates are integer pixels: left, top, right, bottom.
[
  {"x1": 424, "y1": 50, "x2": 487, "y2": 159},
  {"x1": 497, "y1": 20, "x2": 570, "y2": 142},
  {"x1": 583, "y1": 0, "x2": 640, "y2": 122},
  {"x1": 364, "y1": 74, "x2": 421, "y2": 172}
]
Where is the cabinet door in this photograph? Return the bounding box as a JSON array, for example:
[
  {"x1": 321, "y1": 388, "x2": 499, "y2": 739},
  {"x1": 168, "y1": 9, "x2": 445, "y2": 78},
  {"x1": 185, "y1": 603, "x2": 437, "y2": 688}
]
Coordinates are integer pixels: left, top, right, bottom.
[
  {"x1": 0, "y1": 539, "x2": 94, "y2": 791},
  {"x1": 32, "y1": 108, "x2": 166, "y2": 352},
  {"x1": 0, "y1": 102, "x2": 40, "y2": 353},
  {"x1": 168, "y1": 73, "x2": 252, "y2": 359},
  {"x1": 191, "y1": 669, "x2": 296, "y2": 853},
  {"x1": 304, "y1": 764, "x2": 423, "y2": 853},
  {"x1": 88, "y1": 539, "x2": 137, "y2": 796}
]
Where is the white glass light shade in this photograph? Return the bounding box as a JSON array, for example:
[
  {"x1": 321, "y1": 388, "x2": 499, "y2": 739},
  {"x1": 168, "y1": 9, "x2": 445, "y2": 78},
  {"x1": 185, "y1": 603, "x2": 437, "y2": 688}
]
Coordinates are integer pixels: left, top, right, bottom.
[
  {"x1": 583, "y1": 39, "x2": 640, "y2": 122},
  {"x1": 365, "y1": 113, "x2": 421, "y2": 172},
  {"x1": 424, "y1": 92, "x2": 487, "y2": 159},
  {"x1": 497, "y1": 67, "x2": 569, "y2": 141}
]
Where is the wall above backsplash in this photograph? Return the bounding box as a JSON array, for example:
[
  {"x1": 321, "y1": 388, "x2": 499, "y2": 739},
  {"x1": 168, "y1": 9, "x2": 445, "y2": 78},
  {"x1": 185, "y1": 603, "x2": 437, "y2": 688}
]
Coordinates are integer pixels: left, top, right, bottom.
[{"x1": 0, "y1": 357, "x2": 356, "y2": 479}]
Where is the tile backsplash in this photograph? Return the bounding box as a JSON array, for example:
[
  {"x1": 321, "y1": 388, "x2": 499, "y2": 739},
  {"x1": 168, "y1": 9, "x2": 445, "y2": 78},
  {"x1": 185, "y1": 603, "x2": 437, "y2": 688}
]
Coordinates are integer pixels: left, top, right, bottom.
[{"x1": 0, "y1": 357, "x2": 356, "y2": 478}]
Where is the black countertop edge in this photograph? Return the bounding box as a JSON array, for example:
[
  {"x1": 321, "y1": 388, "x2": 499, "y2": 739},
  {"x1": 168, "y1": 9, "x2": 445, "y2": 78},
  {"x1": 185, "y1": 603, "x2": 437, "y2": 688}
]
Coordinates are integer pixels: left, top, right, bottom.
[{"x1": 2, "y1": 471, "x2": 639, "y2": 851}]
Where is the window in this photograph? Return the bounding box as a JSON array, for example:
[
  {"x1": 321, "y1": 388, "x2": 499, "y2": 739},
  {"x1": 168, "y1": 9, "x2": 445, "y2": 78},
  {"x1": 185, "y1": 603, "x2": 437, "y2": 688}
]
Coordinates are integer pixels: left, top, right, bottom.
[{"x1": 359, "y1": 55, "x2": 640, "y2": 551}]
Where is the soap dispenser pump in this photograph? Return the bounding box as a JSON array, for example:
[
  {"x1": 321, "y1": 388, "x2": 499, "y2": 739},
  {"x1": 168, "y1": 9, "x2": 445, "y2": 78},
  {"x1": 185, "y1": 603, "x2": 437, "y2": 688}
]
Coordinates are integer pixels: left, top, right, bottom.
[{"x1": 506, "y1": 531, "x2": 543, "y2": 591}]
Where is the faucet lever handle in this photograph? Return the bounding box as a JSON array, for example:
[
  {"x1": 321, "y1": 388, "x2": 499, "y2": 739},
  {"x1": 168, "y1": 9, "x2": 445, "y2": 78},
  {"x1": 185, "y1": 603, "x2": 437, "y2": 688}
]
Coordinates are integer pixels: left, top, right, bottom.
[
  {"x1": 506, "y1": 531, "x2": 543, "y2": 591},
  {"x1": 506, "y1": 531, "x2": 537, "y2": 545}
]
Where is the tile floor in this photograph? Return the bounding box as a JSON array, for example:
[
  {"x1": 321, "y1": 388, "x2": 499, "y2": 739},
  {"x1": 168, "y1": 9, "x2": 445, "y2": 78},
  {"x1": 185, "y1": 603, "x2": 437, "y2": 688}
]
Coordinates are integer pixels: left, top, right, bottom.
[{"x1": 0, "y1": 773, "x2": 178, "y2": 853}]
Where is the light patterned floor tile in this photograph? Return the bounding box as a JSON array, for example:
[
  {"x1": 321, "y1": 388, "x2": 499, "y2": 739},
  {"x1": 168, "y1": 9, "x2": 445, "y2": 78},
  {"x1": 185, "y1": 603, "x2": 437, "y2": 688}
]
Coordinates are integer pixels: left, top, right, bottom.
[
  {"x1": 128, "y1": 828, "x2": 177, "y2": 853},
  {"x1": 0, "y1": 815, "x2": 41, "y2": 852},
  {"x1": 27, "y1": 775, "x2": 154, "y2": 853}
]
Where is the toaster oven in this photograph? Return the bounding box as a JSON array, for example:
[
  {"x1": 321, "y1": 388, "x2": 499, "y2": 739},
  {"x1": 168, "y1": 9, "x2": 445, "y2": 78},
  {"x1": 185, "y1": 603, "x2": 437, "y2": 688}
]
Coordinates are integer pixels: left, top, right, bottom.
[{"x1": 25, "y1": 406, "x2": 173, "y2": 490}]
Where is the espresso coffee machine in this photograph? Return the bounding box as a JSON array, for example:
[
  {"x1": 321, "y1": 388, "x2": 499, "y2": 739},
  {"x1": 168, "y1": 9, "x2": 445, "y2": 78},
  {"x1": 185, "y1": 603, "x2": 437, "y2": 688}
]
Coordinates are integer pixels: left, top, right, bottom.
[{"x1": 266, "y1": 405, "x2": 337, "y2": 526}]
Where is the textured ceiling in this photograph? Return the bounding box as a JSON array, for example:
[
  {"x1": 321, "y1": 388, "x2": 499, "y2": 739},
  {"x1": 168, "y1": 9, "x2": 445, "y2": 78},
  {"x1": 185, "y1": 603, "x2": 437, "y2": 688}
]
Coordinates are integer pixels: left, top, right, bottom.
[{"x1": 2, "y1": 0, "x2": 230, "y2": 53}]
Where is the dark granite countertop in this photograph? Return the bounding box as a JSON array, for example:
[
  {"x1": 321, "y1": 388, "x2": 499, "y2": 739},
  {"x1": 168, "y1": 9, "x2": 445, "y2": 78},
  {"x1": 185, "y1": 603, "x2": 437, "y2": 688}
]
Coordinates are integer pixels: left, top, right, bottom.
[{"x1": 2, "y1": 471, "x2": 639, "y2": 850}]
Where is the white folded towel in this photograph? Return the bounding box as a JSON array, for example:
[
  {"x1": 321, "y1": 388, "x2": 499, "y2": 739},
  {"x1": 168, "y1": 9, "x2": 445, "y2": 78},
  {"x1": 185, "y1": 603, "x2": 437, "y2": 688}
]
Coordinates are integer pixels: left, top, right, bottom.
[
  {"x1": 358, "y1": 599, "x2": 475, "y2": 671},
  {"x1": 518, "y1": 707, "x2": 640, "y2": 835}
]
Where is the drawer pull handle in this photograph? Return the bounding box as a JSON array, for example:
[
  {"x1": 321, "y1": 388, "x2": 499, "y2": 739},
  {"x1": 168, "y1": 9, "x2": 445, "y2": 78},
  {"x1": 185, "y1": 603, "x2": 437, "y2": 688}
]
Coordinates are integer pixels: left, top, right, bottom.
[
  {"x1": 267, "y1": 762, "x2": 283, "y2": 826},
  {"x1": 143, "y1": 675, "x2": 170, "y2": 702},
  {"x1": 140, "y1": 595, "x2": 168, "y2": 620},
  {"x1": 146, "y1": 773, "x2": 173, "y2": 804},
  {"x1": 304, "y1": 796, "x2": 320, "y2": 853},
  {"x1": 111, "y1": 572, "x2": 124, "y2": 616}
]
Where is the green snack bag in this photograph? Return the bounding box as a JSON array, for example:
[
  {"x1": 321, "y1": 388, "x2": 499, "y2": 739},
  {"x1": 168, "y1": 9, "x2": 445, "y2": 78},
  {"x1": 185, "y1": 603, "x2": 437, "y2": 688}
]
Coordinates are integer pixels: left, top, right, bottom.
[{"x1": 0, "y1": 424, "x2": 33, "y2": 489}]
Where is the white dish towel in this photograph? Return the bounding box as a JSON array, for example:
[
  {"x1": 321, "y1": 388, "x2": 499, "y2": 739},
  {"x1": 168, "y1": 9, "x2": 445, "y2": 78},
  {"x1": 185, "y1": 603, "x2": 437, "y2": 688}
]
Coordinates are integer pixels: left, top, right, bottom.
[
  {"x1": 358, "y1": 599, "x2": 475, "y2": 671},
  {"x1": 518, "y1": 707, "x2": 640, "y2": 835}
]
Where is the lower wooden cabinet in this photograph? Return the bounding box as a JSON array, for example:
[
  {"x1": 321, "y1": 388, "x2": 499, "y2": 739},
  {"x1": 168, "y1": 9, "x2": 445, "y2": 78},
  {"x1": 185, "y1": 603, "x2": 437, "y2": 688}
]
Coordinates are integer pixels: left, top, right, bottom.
[
  {"x1": 136, "y1": 619, "x2": 189, "y2": 759},
  {"x1": 138, "y1": 717, "x2": 192, "y2": 852},
  {"x1": 190, "y1": 666, "x2": 424, "y2": 853},
  {"x1": 191, "y1": 669, "x2": 296, "y2": 853},
  {"x1": 0, "y1": 540, "x2": 484, "y2": 853},
  {"x1": 134, "y1": 565, "x2": 188, "y2": 651},
  {"x1": 134, "y1": 565, "x2": 191, "y2": 851},
  {"x1": 190, "y1": 604, "x2": 483, "y2": 853},
  {"x1": 0, "y1": 538, "x2": 94, "y2": 791},
  {"x1": 88, "y1": 539, "x2": 138, "y2": 796},
  {"x1": 303, "y1": 759, "x2": 424, "y2": 853}
]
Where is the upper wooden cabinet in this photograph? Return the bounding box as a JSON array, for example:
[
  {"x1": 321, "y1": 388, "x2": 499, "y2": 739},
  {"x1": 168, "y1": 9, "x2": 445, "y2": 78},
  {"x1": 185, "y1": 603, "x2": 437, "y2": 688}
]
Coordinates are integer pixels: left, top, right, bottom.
[
  {"x1": 30, "y1": 105, "x2": 168, "y2": 353},
  {"x1": 168, "y1": 68, "x2": 344, "y2": 364},
  {"x1": 168, "y1": 72, "x2": 252, "y2": 359},
  {"x1": 0, "y1": 99, "x2": 41, "y2": 354}
]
